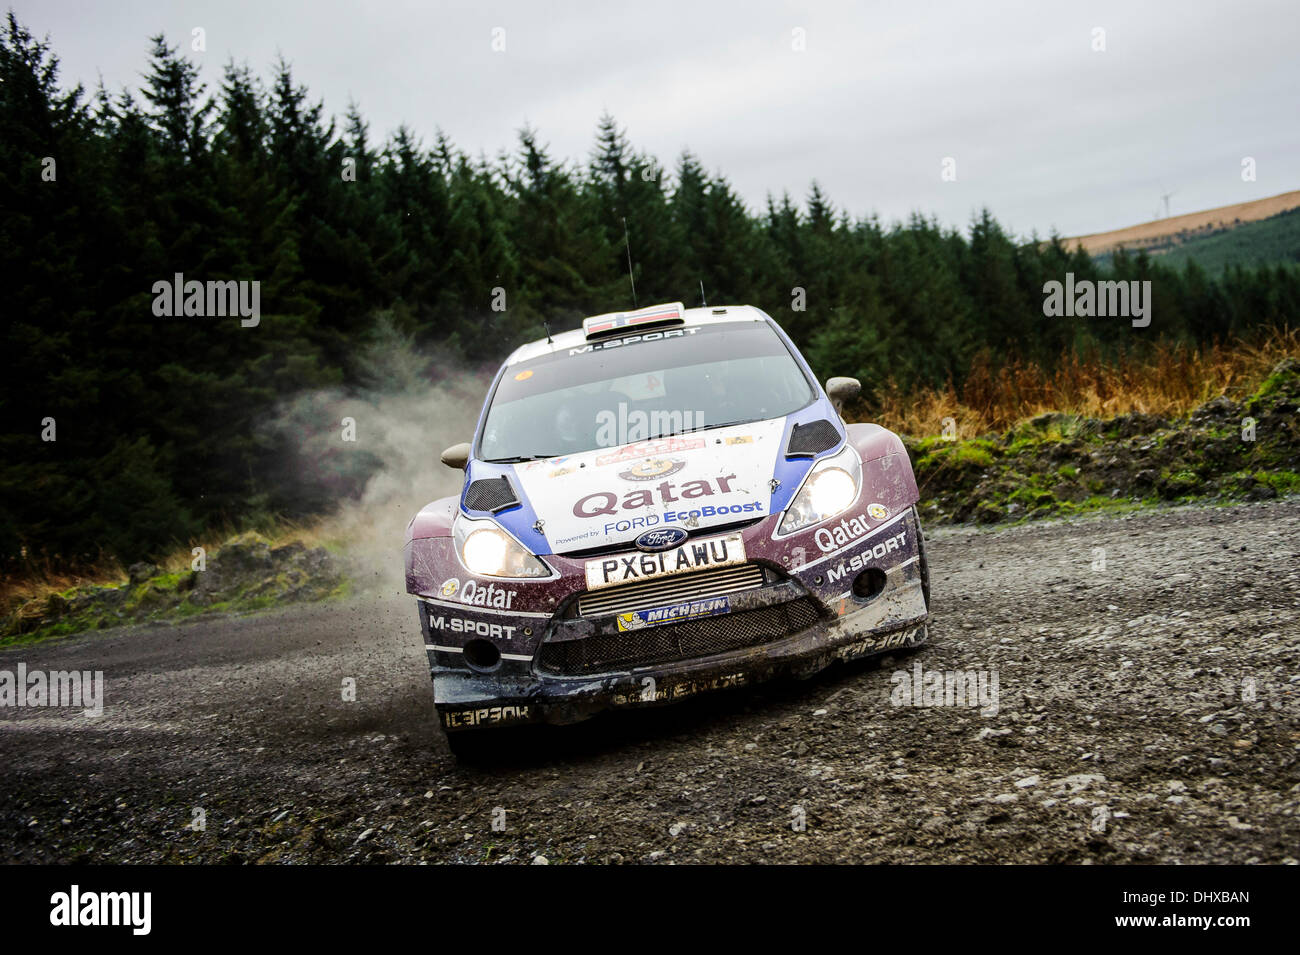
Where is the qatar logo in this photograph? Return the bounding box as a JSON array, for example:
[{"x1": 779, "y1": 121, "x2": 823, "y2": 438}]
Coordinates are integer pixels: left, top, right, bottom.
[{"x1": 635, "y1": 527, "x2": 688, "y2": 552}]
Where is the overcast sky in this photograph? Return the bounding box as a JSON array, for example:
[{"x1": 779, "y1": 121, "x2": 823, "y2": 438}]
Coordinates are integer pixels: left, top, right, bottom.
[{"x1": 16, "y1": 0, "x2": 1299, "y2": 238}]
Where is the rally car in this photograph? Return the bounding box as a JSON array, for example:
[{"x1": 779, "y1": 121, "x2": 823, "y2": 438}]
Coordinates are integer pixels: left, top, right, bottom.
[{"x1": 405, "y1": 302, "x2": 931, "y2": 756}]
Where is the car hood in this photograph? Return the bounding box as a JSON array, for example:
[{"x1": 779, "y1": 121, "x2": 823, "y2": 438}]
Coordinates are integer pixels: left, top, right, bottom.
[{"x1": 512, "y1": 417, "x2": 789, "y2": 554}]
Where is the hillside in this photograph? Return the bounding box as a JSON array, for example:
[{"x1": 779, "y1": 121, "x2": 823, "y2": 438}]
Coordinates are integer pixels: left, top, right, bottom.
[
  {"x1": 1155, "y1": 207, "x2": 1300, "y2": 271},
  {"x1": 1064, "y1": 190, "x2": 1300, "y2": 257}
]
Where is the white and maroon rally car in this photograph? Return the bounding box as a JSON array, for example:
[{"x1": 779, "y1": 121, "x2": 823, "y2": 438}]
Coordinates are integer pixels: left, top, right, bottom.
[{"x1": 405, "y1": 302, "x2": 930, "y2": 755}]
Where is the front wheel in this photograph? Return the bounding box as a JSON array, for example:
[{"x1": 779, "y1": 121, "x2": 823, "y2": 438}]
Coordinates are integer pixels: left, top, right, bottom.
[
  {"x1": 913, "y1": 506, "x2": 931, "y2": 610},
  {"x1": 444, "y1": 729, "x2": 494, "y2": 761},
  {"x1": 443, "y1": 725, "x2": 538, "y2": 762}
]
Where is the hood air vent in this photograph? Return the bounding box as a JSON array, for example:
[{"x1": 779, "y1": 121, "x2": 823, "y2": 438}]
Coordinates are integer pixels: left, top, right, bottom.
[
  {"x1": 786, "y1": 419, "x2": 841, "y2": 457},
  {"x1": 464, "y1": 476, "x2": 519, "y2": 513}
]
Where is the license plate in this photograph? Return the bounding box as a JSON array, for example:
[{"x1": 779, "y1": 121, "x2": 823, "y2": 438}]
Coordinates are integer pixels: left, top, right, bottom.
[{"x1": 585, "y1": 532, "x2": 746, "y2": 590}]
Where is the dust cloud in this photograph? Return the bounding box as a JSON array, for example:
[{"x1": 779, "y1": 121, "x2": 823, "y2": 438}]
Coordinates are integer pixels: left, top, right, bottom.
[{"x1": 269, "y1": 315, "x2": 494, "y2": 594}]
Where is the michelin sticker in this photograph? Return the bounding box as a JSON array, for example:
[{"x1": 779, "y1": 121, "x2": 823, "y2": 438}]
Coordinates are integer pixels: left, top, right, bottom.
[{"x1": 616, "y1": 595, "x2": 732, "y2": 632}]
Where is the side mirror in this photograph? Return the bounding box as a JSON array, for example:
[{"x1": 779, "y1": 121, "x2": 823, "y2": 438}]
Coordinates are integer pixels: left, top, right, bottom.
[
  {"x1": 825, "y1": 377, "x2": 862, "y2": 408},
  {"x1": 440, "y1": 442, "x2": 471, "y2": 470}
]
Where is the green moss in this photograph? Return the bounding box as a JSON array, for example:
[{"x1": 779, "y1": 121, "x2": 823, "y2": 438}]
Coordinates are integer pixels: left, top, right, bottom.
[
  {"x1": 238, "y1": 595, "x2": 280, "y2": 611},
  {"x1": 913, "y1": 442, "x2": 950, "y2": 469},
  {"x1": 1050, "y1": 496, "x2": 1151, "y2": 519},
  {"x1": 1007, "y1": 414, "x2": 1090, "y2": 447},
  {"x1": 955, "y1": 444, "x2": 995, "y2": 468},
  {"x1": 174, "y1": 598, "x2": 207, "y2": 618},
  {"x1": 1009, "y1": 485, "x2": 1055, "y2": 508},
  {"x1": 1160, "y1": 469, "x2": 1202, "y2": 497},
  {"x1": 908, "y1": 371, "x2": 1300, "y2": 529},
  {"x1": 224, "y1": 529, "x2": 275, "y2": 548},
  {"x1": 917, "y1": 438, "x2": 997, "y2": 471},
  {"x1": 1252, "y1": 367, "x2": 1297, "y2": 402},
  {"x1": 152, "y1": 570, "x2": 195, "y2": 592},
  {"x1": 910, "y1": 435, "x2": 946, "y2": 454},
  {"x1": 124, "y1": 579, "x2": 180, "y2": 614},
  {"x1": 1253, "y1": 469, "x2": 1300, "y2": 493}
]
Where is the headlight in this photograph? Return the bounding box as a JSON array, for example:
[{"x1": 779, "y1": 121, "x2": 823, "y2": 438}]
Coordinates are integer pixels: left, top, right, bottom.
[
  {"x1": 777, "y1": 444, "x2": 862, "y2": 536},
  {"x1": 454, "y1": 516, "x2": 551, "y2": 578}
]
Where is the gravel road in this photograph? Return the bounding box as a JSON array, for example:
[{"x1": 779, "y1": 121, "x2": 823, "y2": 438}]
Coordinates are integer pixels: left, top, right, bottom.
[{"x1": 3, "y1": 499, "x2": 1298, "y2": 864}]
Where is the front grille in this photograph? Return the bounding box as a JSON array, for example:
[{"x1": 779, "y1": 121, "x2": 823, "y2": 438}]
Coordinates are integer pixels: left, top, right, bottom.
[
  {"x1": 464, "y1": 476, "x2": 518, "y2": 513},
  {"x1": 538, "y1": 597, "x2": 823, "y2": 676},
  {"x1": 577, "y1": 563, "x2": 765, "y2": 617},
  {"x1": 787, "y1": 419, "x2": 841, "y2": 457}
]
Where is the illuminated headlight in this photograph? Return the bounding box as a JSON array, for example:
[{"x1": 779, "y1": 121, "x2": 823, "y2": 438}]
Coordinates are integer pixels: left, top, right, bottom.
[
  {"x1": 454, "y1": 516, "x2": 550, "y2": 578},
  {"x1": 777, "y1": 444, "x2": 862, "y2": 536}
]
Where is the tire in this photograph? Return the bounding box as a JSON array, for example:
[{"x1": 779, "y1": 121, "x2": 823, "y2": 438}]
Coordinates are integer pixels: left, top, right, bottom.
[
  {"x1": 444, "y1": 729, "x2": 495, "y2": 761},
  {"x1": 913, "y1": 505, "x2": 931, "y2": 610},
  {"x1": 443, "y1": 725, "x2": 536, "y2": 762}
]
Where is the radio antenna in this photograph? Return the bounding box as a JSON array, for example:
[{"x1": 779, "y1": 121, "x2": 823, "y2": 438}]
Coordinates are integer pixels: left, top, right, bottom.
[
  {"x1": 699, "y1": 280, "x2": 707, "y2": 307},
  {"x1": 622, "y1": 216, "x2": 637, "y2": 308}
]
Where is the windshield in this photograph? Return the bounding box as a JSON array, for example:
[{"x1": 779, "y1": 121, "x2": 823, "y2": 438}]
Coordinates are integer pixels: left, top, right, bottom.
[{"x1": 478, "y1": 321, "x2": 815, "y2": 461}]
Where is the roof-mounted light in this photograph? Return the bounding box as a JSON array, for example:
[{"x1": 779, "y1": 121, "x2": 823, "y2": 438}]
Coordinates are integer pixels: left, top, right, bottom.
[{"x1": 582, "y1": 302, "x2": 685, "y2": 339}]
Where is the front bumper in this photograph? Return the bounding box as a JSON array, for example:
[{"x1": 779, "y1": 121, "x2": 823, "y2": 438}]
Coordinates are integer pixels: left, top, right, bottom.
[{"x1": 414, "y1": 507, "x2": 929, "y2": 731}]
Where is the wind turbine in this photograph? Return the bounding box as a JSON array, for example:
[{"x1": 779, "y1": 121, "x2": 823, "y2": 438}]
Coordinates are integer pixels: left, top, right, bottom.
[{"x1": 1159, "y1": 189, "x2": 1177, "y2": 219}]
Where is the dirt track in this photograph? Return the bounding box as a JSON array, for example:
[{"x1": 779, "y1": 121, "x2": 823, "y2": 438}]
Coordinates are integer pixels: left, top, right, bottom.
[{"x1": 2, "y1": 499, "x2": 1298, "y2": 864}]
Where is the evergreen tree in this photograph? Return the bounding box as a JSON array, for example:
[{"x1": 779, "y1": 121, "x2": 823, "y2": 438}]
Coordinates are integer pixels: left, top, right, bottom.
[{"x1": 2, "y1": 13, "x2": 1296, "y2": 567}]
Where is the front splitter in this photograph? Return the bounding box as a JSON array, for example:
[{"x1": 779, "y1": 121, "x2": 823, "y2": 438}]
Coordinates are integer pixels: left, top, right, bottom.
[{"x1": 434, "y1": 609, "x2": 928, "y2": 731}]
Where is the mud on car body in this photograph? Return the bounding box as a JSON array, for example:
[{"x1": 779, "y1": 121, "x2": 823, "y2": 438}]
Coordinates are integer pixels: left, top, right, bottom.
[{"x1": 405, "y1": 302, "x2": 931, "y2": 756}]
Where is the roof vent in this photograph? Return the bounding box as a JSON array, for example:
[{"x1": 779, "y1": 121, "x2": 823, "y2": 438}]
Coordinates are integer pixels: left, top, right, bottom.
[
  {"x1": 786, "y1": 419, "x2": 841, "y2": 457},
  {"x1": 464, "y1": 476, "x2": 519, "y2": 513}
]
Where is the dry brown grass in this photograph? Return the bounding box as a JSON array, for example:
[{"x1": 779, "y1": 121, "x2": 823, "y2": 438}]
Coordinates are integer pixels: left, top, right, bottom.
[
  {"x1": 865, "y1": 326, "x2": 1299, "y2": 439},
  {"x1": 0, "y1": 555, "x2": 125, "y2": 617}
]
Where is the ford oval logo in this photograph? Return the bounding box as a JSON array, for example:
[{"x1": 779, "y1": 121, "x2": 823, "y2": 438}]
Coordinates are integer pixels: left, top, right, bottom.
[{"x1": 635, "y1": 527, "x2": 688, "y2": 552}]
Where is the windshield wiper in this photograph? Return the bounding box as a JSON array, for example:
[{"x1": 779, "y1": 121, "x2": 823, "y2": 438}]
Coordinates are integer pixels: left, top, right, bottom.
[
  {"x1": 641, "y1": 421, "x2": 753, "y2": 441},
  {"x1": 482, "y1": 453, "x2": 560, "y2": 464},
  {"x1": 693, "y1": 419, "x2": 758, "y2": 433}
]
